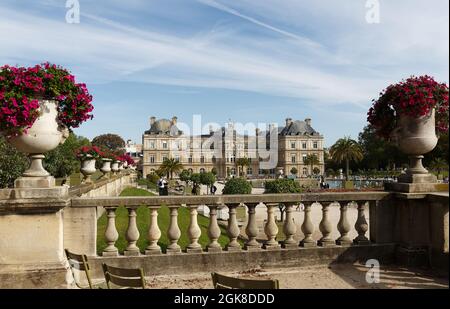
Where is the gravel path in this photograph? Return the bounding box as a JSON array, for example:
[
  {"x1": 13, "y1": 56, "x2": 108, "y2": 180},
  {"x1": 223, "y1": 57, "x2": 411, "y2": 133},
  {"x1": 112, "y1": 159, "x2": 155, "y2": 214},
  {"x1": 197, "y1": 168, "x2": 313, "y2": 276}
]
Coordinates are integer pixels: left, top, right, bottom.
[{"x1": 144, "y1": 264, "x2": 449, "y2": 289}]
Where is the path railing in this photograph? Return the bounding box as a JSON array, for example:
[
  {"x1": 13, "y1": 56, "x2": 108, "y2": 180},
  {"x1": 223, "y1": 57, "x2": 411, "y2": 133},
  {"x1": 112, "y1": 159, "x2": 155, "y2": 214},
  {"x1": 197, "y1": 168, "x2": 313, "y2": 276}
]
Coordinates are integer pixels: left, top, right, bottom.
[{"x1": 71, "y1": 192, "x2": 390, "y2": 256}]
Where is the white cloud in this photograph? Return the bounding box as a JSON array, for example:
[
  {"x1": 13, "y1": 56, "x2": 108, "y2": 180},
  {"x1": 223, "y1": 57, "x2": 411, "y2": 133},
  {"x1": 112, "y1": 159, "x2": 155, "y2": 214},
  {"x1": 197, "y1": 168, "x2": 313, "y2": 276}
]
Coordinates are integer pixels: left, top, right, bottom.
[{"x1": 0, "y1": 0, "x2": 448, "y2": 112}]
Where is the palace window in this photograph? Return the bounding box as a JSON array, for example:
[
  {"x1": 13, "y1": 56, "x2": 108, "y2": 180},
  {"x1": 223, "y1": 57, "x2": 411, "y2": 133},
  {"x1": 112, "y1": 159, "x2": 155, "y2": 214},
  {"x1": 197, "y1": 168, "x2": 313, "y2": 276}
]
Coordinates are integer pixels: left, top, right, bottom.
[
  {"x1": 291, "y1": 155, "x2": 296, "y2": 163},
  {"x1": 313, "y1": 141, "x2": 318, "y2": 149},
  {"x1": 291, "y1": 142, "x2": 296, "y2": 149},
  {"x1": 200, "y1": 156, "x2": 205, "y2": 163},
  {"x1": 247, "y1": 168, "x2": 253, "y2": 175},
  {"x1": 150, "y1": 156, "x2": 155, "y2": 164},
  {"x1": 162, "y1": 141, "x2": 168, "y2": 149},
  {"x1": 302, "y1": 142, "x2": 307, "y2": 149},
  {"x1": 188, "y1": 156, "x2": 193, "y2": 163},
  {"x1": 149, "y1": 141, "x2": 156, "y2": 149},
  {"x1": 303, "y1": 167, "x2": 308, "y2": 175}
]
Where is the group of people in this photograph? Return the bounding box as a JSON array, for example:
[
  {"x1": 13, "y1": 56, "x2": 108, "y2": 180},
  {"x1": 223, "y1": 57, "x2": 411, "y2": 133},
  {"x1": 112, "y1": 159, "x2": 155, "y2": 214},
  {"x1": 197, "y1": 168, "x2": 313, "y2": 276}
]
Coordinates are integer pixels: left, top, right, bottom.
[{"x1": 158, "y1": 176, "x2": 218, "y2": 196}]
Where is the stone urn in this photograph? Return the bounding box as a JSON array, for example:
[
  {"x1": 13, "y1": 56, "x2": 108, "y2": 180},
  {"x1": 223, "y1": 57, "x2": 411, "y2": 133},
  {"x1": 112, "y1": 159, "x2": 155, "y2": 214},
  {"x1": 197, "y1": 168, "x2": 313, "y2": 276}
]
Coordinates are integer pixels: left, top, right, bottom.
[
  {"x1": 118, "y1": 162, "x2": 124, "y2": 171},
  {"x1": 6, "y1": 100, "x2": 69, "y2": 187},
  {"x1": 111, "y1": 160, "x2": 119, "y2": 175},
  {"x1": 391, "y1": 108, "x2": 438, "y2": 183},
  {"x1": 123, "y1": 161, "x2": 129, "y2": 169},
  {"x1": 80, "y1": 154, "x2": 97, "y2": 184},
  {"x1": 100, "y1": 158, "x2": 112, "y2": 178}
]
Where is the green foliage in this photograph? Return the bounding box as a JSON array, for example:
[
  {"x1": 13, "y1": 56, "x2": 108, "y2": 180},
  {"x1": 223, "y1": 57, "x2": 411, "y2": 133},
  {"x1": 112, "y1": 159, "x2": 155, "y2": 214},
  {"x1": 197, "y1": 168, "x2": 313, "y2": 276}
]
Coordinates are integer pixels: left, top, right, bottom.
[
  {"x1": 91, "y1": 134, "x2": 125, "y2": 152},
  {"x1": 313, "y1": 167, "x2": 321, "y2": 175},
  {"x1": 326, "y1": 168, "x2": 335, "y2": 177},
  {"x1": 200, "y1": 172, "x2": 216, "y2": 187},
  {"x1": 0, "y1": 136, "x2": 29, "y2": 188},
  {"x1": 236, "y1": 157, "x2": 251, "y2": 176},
  {"x1": 179, "y1": 169, "x2": 192, "y2": 182},
  {"x1": 190, "y1": 173, "x2": 201, "y2": 185},
  {"x1": 222, "y1": 177, "x2": 252, "y2": 195},
  {"x1": 146, "y1": 173, "x2": 160, "y2": 184},
  {"x1": 264, "y1": 178, "x2": 302, "y2": 194},
  {"x1": 290, "y1": 167, "x2": 298, "y2": 175},
  {"x1": 44, "y1": 133, "x2": 90, "y2": 178},
  {"x1": 211, "y1": 167, "x2": 218, "y2": 176},
  {"x1": 330, "y1": 137, "x2": 364, "y2": 180},
  {"x1": 159, "y1": 158, "x2": 183, "y2": 179}
]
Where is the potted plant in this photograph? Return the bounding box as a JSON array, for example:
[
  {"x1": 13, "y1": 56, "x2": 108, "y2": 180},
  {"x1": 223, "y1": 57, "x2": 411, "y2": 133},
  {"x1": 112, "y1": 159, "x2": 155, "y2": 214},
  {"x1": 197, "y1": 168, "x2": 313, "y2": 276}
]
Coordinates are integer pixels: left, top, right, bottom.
[
  {"x1": 368, "y1": 75, "x2": 448, "y2": 182},
  {"x1": 100, "y1": 151, "x2": 115, "y2": 179},
  {"x1": 111, "y1": 155, "x2": 120, "y2": 175},
  {"x1": 76, "y1": 146, "x2": 102, "y2": 184},
  {"x1": 0, "y1": 63, "x2": 94, "y2": 183}
]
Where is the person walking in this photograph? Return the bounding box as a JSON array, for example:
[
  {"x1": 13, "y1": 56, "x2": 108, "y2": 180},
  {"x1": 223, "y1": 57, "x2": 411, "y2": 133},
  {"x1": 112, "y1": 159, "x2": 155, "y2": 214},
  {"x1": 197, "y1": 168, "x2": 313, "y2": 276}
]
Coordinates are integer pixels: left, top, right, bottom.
[{"x1": 210, "y1": 184, "x2": 217, "y2": 195}]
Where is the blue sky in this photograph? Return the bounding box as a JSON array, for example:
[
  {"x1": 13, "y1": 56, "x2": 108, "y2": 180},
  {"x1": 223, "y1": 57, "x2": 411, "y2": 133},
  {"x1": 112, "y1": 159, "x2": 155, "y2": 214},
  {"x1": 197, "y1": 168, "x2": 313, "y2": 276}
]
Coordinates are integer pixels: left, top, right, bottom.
[{"x1": 0, "y1": 0, "x2": 448, "y2": 146}]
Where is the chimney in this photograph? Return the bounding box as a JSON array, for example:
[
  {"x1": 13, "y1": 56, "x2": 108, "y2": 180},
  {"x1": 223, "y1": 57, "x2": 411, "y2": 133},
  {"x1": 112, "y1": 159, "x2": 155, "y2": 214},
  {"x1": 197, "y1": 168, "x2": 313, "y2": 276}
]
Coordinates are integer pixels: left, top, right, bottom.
[
  {"x1": 209, "y1": 125, "x2": 214, "y2": 134},
  {"x1": 285, "y1": 118, "x2": 292, "y2": 127},
  {"x1": 171, "y1": 116, "x2": 178, "y2": 125},
  {"x1": 150, "y1": 116, "x2": 156, "y2": 126},
  {"x1": 255, "y1": 128, "x2": 260, "y2": 135},
  {"x1": 305, "y1": 118, "x2": 312, "y2": 126}
]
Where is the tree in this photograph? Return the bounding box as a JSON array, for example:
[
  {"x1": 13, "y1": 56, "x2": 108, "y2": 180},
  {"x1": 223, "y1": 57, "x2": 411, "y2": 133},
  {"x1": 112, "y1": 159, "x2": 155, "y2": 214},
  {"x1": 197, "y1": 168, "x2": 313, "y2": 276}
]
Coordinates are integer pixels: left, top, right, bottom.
[
  {"x1": 179, "y1": 169, "x2": 192, "y2": 183},
  {"x1": 303, "y1": 154, "x2": 320, "y2": 176},
  {"x1": 211, "y1": 167, "x2": 218, "y2": 176},
  {"x1": 160, "y1": 158, "x2": 183, "y2": 179},
  {"x1": 330, "y1": 137, "x2": 364, "y2": 180},
  {"x1": 313, "y1": 167, "x2": 321, "y2": 175},
  {"x1": 429, "y1": 158, "x2": 448, "y2": 179},
  {"x1": 264, "y1": 178, "x2": 302, "y2": 222},
  {"x1": 236, "y1": 157, "x2": 250, "y2": 177},
  {"x1": 290, "y1": 167, "x2": 298, "y2": 176},
  {"x1": 200, "y1": 172, "x2": 216, "y2": 194},
  {"x1": 326, "y1": 168, "x2": 335, "y2": 177},
  {"x1": 44, "y1": 133, "x2": 90, "y2": 180},
  {"x1": 358, "y1": 125, "x2": 407, "y2": 170},
  {"x1": 0, "y1": 136, "x2": 29, "y2": 188},
  {"x1": 92, "y1": 134, "x2": 125, "y2": 152},
  {"x1": 222, "y1": 178, "x2": 252, "y2": 195}
]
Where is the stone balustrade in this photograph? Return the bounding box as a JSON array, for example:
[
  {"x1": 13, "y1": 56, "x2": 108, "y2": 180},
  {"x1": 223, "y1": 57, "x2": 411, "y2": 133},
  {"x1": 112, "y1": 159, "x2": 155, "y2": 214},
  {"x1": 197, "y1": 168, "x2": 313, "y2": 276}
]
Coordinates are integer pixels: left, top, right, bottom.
[{"x1": 71, "y1": 192, "x2": 389, "y2": 256}]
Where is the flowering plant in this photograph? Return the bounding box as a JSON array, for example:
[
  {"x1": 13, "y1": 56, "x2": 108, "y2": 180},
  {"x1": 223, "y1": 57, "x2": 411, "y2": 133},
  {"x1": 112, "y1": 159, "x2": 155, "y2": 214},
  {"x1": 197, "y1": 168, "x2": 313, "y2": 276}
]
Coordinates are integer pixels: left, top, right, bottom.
[
  {"x1": 118, "y1": 154, "x2": 135, "y2": 166},
  {"x1": 76, "y1": 146, "x2": 103, "y2": 160},
  {"x1": 0, "y1": 63, "x2": 94, "y2": 137},
  {"x1": 367, "y1": 75, "x2": 448, "y2": 139}
]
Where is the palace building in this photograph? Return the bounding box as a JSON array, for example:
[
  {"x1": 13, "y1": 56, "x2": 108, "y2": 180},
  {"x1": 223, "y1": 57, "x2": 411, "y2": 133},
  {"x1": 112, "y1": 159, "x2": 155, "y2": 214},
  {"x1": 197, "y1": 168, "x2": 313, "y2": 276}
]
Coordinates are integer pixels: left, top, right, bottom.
[{"x1": 142, "y1": 116, "x2": 324, "y2": 179}]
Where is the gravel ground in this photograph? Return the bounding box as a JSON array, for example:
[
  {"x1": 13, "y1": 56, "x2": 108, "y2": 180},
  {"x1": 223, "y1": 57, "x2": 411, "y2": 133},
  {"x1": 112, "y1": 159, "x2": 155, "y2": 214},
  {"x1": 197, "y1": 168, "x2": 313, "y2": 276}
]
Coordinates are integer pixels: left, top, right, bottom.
[{"x1": 144, "y1": 264, "x2": 449, "y2": 289}]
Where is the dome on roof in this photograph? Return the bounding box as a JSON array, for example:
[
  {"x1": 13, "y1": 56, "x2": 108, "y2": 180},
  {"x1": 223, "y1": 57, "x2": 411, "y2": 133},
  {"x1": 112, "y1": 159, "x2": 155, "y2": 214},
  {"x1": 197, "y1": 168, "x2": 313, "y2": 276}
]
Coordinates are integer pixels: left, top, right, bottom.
[{"x1": 145, "y1": 118, "x2": 182, "y2": 136}]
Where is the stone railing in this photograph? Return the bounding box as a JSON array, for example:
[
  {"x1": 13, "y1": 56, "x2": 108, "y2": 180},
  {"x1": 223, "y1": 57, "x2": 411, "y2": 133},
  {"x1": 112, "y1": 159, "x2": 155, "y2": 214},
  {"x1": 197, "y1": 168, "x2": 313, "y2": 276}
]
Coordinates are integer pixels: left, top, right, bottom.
[{"x1": 71, "y1": 192, "x2": 390, "y2": 256}]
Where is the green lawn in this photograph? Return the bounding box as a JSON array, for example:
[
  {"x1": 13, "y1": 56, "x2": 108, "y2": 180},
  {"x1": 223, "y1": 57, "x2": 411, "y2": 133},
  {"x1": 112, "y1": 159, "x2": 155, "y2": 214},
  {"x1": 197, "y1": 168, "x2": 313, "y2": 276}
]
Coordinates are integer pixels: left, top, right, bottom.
[{"x1": 97, "y1": 187, "x2": 232, "y2": 254}]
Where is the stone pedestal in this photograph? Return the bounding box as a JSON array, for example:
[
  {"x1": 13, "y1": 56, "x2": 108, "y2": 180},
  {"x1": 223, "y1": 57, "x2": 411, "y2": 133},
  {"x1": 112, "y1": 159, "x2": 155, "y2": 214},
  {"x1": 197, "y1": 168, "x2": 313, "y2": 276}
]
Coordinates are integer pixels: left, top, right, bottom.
[
  {"x1": 0, "y1": 186, "x2": 70, "y2": 288},
  {"x1": 14, "y1": 176, "x2": 56, "y2": 188}
]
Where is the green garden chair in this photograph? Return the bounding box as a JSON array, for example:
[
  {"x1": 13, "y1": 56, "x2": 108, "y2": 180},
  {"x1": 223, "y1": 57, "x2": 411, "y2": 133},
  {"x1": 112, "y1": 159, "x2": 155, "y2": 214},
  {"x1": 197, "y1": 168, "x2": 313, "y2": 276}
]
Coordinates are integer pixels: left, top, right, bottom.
[
  {"x1": 102, "y1": 263, "x2": 146, "y2": 289},
  {"x1": 65, "y1": 249, "x2": 105, "y2": 289},
  {"x1": 211, "y1": 272, "x2": 280, "y2": 289}
]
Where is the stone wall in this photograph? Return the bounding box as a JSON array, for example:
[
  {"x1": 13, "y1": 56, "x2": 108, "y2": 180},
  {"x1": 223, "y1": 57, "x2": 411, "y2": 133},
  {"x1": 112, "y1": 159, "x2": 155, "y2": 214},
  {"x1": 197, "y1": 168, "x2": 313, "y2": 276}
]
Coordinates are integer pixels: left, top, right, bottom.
[{"x1": 63, "y1": 172, "x2": 136, "y2": 256}]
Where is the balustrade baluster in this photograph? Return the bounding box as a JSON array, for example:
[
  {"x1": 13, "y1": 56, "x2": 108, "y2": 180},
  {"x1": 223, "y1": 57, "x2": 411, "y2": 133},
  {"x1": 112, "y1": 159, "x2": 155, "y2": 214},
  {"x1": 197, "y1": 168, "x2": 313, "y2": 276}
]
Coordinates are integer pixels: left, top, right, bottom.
[
  {"x1": 300, "y1": 203, "x2": 316, "y2": 247},
  {"x1": 354, "y1": 202, "x2": 370, "y2": 245},
  {"x1": 282, "y1": 203, "x2": 297, "y2": 248},
  {"x1": 206, "y1": 204, "x2": 222, "y2": 252},
  {"x1": 103, "y1": 207, "x2": 119, "y2": 256},
  {"x1": 186, "y1": 205, "x2": 202, "y2": 253},
  {"x1": 263, "y1": 203, "x2": 280, "y2": 249},
  {"x1": 336, "y1": 202, "x2": 352, "y2": 246},
  {"x1": 225, "y1": 203, "x2": 242, "y2": 251},
  {"x1": 124, "y1": 207, "x2": 140, "y2": 256},
  {"x1": 145, "y1": 206, "x2": 161, "y2": 255},
  {"x1": 244, "y1": 203, "x2": 261, "y2": 251},
  {"x1": 318, "y1": 202, "x2": 334, "y2": 247},
  {"x1": 166, "y1": 206, "x2": 182, "y2": 254}
]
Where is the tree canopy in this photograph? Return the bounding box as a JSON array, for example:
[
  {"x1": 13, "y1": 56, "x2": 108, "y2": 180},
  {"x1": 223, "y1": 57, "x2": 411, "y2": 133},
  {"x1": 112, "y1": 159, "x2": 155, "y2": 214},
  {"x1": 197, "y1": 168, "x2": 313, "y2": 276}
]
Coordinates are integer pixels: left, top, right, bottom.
[{"x1": 91, "y1": 134, "x2": 125, "y2": 153}]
